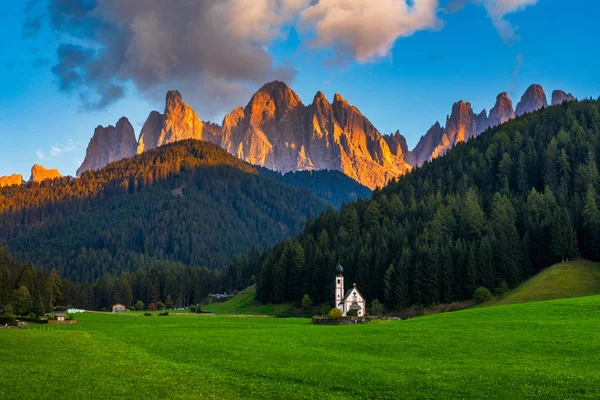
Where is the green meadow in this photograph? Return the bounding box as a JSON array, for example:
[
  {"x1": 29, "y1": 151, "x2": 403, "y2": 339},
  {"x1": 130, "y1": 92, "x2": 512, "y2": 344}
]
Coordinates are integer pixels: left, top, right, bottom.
[
  {"x1": 2, "y1": 295, "x2": 600, "y2": 399},
  {"x1": 202, "y1": 286, "x2": 292, "y2": 316}
]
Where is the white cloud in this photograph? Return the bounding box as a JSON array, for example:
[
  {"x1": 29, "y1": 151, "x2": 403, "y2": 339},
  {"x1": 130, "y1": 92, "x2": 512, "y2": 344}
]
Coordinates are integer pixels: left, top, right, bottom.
[
  {"x1": 50, "y1": 139, "x2": 76, "y2": 157},
  {"x1": 300, "y1": 0, "x2": 441, "y2": 63},
  {"x1": 36, "y1": 150, "x2": 44, "y2": 160}
]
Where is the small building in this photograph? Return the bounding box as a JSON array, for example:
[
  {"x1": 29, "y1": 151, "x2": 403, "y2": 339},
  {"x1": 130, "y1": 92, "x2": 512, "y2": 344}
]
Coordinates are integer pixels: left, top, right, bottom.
[
  {"x1": 334, "y1": 261, "x2": 367, "y2": 317},
  {"x1": 55, "y1": 313, "x2": 66, "y2": 322},
  {"x1": 112, "y1": 304, "x2": 127, "y2": 313}
]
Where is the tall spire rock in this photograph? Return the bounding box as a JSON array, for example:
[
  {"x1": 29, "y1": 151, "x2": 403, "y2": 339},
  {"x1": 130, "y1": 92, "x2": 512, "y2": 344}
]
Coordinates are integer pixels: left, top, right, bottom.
[
  {"x1": 488, "y1": 92, "x2": 515, "y2": 128},
  {"x1": 156, "y1": 90, "x2": 204, "y2": 147},
  {"x1": 551, "y1": 90, "x2": 576, "y2": 105},
  {"x1": 30, "y1": 164, "x2": 61, "y2": 183},
  {"x1": 137, "y1": 111, "x2": 164, "y2": 154},
  {"x1": 410, "y1": 122, "x2": 444, "y2": 166},
  {"x1": 0, "y1": 174, "x2": 23, "y2": 187},
  {"x1": 429, "y1": 101, "x2": 477, "y2": 160},
  {"x1": 77, "y1": 117, "x2": 137, "y2": 177},
  {"x1": 516, "y1": 84, "x2": 547, "y2": 116}
]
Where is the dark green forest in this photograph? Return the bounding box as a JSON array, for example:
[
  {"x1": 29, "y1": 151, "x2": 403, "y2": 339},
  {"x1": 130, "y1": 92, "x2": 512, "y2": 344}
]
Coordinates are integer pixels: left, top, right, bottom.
[
  {"x1": 260, "y1": 168, "x2": 371, "y2": 209},
  {"x1": 236, "y1": 99, "x2": 600, "y2": 309},
  {"x1": 0, "y1": 246, "x2": 221, "y2": 314},
  {"x1": 0, "y1": 140, "x2": 329, "y2": 281}
]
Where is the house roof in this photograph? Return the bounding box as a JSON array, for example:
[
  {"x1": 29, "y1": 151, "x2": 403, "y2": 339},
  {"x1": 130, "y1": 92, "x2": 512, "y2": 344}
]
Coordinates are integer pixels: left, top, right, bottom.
[{"x1": 55, "y1": 313, "x2": 66, "y2": 317}]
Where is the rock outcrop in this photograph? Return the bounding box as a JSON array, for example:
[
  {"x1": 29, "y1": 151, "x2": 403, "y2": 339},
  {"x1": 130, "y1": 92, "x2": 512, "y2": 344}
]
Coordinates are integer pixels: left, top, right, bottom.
[
  {"x1": 156, "y1": 90, "x2": 204, "y2": 147},
  {"x1": 0, "y1": 174, "x2": 23, "y2": 187},
  {"x1": 516, "y1": 84, "x2": 548, "y2": 116},
  {"x1": 77, "y1": 117, "x2": 137, "y2": 176},
  {"x1": 488, "y1": 92, "x2": 514, "y2": 128},
  {"x1": 219, "y1": 81, "x2": 410, "y2": 189},
  {"x1": 137, "y1": 111, "x2": 164, "y2": 154},
  {"x1": 30, "y1": 164, "x2": 61, "y2": 183},
  {"x1": 429, "y1": 101, "x2": 478, "y2": 160},
  {"x1": 551, "y1": 90, "x2": 576, "y2": 105}
]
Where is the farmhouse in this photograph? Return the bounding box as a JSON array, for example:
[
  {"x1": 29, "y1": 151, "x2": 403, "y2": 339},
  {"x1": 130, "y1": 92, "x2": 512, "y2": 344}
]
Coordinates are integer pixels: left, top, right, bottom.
[
  {"x1": 334, "y1": 262, "x2": 367, "y2": 317},
  {"x1": 55, "y1": 313, "x2": 65, "y2": 322},
  {"x1": 112, "y1": 304, "x2": 127, "y2": 313}
]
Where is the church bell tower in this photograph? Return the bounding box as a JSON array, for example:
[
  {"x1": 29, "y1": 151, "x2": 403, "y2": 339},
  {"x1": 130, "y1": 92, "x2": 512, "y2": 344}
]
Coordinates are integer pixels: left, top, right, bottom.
[{"x1": 334, "y1": 261, "x2": 344, "y2": 312}]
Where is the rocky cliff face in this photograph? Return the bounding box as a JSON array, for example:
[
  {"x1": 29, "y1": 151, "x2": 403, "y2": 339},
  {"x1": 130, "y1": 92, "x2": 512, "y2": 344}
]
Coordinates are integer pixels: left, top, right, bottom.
[
  {"x1": 30, "y1": 164, "x2": 61, "y2": 183},
  {"x1": 488, "y1": 92, "x2": 514, "y2": 128},
  {"x1": 428, "y1": 101, "x2": 479, "y2": 160},
  {"x1": 77, "y1": 117, "x2": 137, "y2": 176},
  {"x1": 137, "y1": 111, "x2": 164, "y2": 154},
  {"x1": 0, "y1": 174, "x2": 23, "y2": 187},
  {"x1": 516, "y1": 84, "x2": 548, "y2": 116},
  {"x1": 551, "y1": 90, "x2": 576, "y2": 105},
  {"x1": 220, "y1": 81, "x2": 410, "y2": 189}
]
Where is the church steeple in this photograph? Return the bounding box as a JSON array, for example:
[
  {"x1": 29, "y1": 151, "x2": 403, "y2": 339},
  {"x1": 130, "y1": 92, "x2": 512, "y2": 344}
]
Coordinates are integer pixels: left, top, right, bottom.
[{"x1": 334, "y1": 260, "x2": 345, "y2": 312}]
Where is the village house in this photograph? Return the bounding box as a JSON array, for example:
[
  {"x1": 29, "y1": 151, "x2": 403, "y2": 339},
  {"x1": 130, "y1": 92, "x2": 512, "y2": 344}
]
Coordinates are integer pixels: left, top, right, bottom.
[
  {"x1": 334, "y1": 262, "x2": 367, "y2": 317},
  {"x1": 55, "y1": 313, "x2": 66, "y2": 322},
  {"x1": 112, "y1": 304, "x2": 127, "y2": 313}
]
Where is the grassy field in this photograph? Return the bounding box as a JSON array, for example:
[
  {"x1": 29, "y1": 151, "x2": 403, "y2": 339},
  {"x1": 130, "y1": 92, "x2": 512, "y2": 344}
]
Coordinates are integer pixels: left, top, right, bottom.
[
  {"x1": 202, "y1": 286, "x2": 292, "y2": 316},
  {"x1": 1, "y1": 296, "x2": 600, "y2": 399},
  {"x1": 490, "y1": 259, "x2": 600, "y2": 306}
]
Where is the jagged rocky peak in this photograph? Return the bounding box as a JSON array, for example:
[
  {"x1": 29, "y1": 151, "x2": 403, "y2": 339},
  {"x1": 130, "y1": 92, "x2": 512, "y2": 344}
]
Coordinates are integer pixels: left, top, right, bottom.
[
  {"x1": 516, "y1": 84, "x2": 547, "y2": 116},
  {"x1": 30, "y1": 164, "x2": 61, "y2": 183},
  {"x1": 551, "y1": 90, "x2": 576, "y2": 105},
  {"x1": 488, "y1": 92, "x2": 515, "y2": 128},
  {"x1": 202, "y1": 121, "x2": 223, "y2": 146},
  {"x1": 446, "y1": 100, "x2": 477, "y2": 142},
  {"x1": 137, "y1": 111, "x2": 164, "y2": 154},
  {"x1": 0, "y1": 174, "x2": 23, "y2": 187},
  {"x1": 410, "y1": 121, "x2": 444, "y2": 167},
  {"x1": 384, "y1": 130, "x2": 409, "y2": 157},
  {"x1": 156, "y1": 90, "x2": 204, "y2": 147},
  {"x1": 77, "y1": 117, "x2": 137, "y2": 177}
]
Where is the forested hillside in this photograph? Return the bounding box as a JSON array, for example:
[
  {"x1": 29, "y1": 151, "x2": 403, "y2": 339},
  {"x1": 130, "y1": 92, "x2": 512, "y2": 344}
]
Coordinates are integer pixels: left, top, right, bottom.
[
  {"x1": 259, "y1": 169, "x2": 371, "y2": 208},
  {"x1": 0, "y1": 140, "x2": 329, "y2": 281},
  {"x1": 232, "y1": 99, "x2": 600, "y2": 308}
]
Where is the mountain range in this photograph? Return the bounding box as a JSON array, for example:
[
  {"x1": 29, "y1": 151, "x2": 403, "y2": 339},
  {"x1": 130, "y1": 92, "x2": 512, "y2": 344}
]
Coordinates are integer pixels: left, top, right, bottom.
[{"x1": 0, "y1": 83, "x2": 577, "y2": 190}]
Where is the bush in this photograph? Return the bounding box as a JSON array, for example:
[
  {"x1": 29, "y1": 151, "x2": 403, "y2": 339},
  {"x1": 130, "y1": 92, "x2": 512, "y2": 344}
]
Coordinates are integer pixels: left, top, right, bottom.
[
  {"x1": 143, "y1": 313, "x2": 152, "y2": 316},
  {"x1": 149, "y1": 303, "x2": 156, "y2": 311},
  {"x1": 328, "y1": 307, "x2": 342, "y2": 320},
  {"x1": 158, "y1": 312, "x2": 169, "y2": 316},
  {"x1": 0, "y1": 316, "x2": 16, "y2": 325},
  {"x1": 370, "y1": 299, "x2": 384, "y2": 316},
  {"x1": 473, "y1": 286, "x2": 493, "y2": 303},
  {"x1": 156, "y1": 301, "x2": 165, "y2": 311},
  {"x1": 319, "y1": 304, "x2": 331, "y2": 316},
  {"x1": 495, "y1": 281, "x2": 509, "y2": 297},
  {"x1": 346, "y1": 310, "x2": 358, "y2": 317},
  {"x1": 134, "y1": 300, "x2": 145, "y2": 311},
  {"x1": 301, "y1": 294, "x2": 313, "y2": 311}
]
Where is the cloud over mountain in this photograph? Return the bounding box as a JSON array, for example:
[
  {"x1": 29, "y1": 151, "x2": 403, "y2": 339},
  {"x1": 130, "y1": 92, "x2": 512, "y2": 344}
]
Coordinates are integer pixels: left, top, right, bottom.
[{"x1": 28, "y1": 0, "x2": 539, "y2": 111}]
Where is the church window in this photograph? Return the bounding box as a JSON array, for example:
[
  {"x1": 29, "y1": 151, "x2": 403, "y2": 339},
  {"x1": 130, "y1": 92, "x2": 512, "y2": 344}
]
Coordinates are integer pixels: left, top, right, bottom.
[{"x1": 337, "y1": 279, "x2": 340, "y2": 284}]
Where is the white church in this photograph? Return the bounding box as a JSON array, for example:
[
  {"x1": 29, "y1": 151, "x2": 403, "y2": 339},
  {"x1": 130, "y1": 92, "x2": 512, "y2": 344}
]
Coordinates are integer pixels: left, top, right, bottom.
[{"x1": 334, "y1": 261, "x2": 366, "y2": 317}]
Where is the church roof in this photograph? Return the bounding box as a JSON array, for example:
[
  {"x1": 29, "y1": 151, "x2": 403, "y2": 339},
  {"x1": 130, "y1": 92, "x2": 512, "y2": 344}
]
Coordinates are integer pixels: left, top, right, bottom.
[{"x1": 342, "y1": 285, "x2": 364, "y2": 302}]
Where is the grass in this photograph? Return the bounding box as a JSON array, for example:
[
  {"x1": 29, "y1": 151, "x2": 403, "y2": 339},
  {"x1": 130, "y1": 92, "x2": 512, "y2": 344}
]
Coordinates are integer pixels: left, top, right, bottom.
[
  {"x1": 202, "y1": 286, "x2": 292, "y2": 316},
  {"x1": 1, "y1": 295, "x2": 600, "y2": 399},
  {"x1": 490, "y1": 259, "x2": 600, "y2": 306}
]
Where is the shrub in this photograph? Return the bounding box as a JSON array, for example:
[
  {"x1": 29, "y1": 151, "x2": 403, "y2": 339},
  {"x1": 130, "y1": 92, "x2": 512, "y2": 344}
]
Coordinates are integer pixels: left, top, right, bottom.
[
  {"x1": 134, "y1": 300, "x2": 145, "y2": 311},
  {"x1": 0, "y1": 316, "x2": 16, "y2": 325},
  {"x1": 346, "y1": 310, "x2": 358, "y2": 317},
  {"x1": 156, "y1": 301, "x2": 166, "y2": 311},
  {"x1": 495, "y1": 281, "x2": 509, "y2": 297},
  {"x1": 149, "y1": 303, "x2": 156, "y2": 311},
  {"x1": 328, "y1": 307, "x2": 342, "y2": 320},
  {"x1": 143, "y1": 313, "x2": 152, "y2": 316},
  {"x1": 319, "y1": 304, "x2": 331, "y2": 316},
  {"x1": 301, "y1": 294, "x2": 313, "y2": 311},
  {"x1": 158, "y1": 312, "x2": 169, "y2": 316},
  {"x1": 474, "y1": 286, "x2": 493, "y2": 303},
  {"x1": 370, "y1": 299, "x2": 384, "y2": 316}
]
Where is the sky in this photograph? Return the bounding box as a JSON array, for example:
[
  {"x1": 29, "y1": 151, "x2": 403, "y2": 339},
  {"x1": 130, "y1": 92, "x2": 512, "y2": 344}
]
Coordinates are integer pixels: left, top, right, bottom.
[{"x1": 1, "y1": 0, "x2": 599, "y2": 178}]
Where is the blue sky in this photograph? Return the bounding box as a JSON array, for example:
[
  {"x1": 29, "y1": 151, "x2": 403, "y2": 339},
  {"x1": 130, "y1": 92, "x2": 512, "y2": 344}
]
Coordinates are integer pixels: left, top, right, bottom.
[{"x1": 1, "y1": 0, "x2": 599, "y2": 178}]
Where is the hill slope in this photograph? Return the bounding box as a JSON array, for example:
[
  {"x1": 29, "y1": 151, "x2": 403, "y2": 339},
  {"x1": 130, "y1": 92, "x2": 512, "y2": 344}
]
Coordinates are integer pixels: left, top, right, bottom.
[
  {"x1": 202, "y1": 286, "x2": 291, "y2": 316},
  {"x1": 492, "y1": 259, "x2": 600, "y2": 306},
  {"x1": 0, "y1": 140, "x2": 329, "y2": 280}
]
